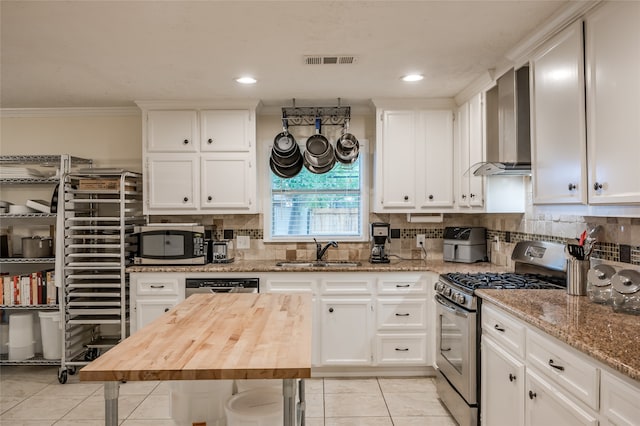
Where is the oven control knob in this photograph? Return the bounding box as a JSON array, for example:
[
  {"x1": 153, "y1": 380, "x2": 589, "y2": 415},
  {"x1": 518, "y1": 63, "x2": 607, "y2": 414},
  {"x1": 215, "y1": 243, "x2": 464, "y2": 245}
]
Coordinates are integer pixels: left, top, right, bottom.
[
  {"x1": 444, "y1": 288, "x2": 452, "y2": 297},
  {"x1": 435, "y1": 283, "x2": 444, "y2": 293},
  {"x1": 456, "y1": 294, "x2": 466, "y2": 304}
]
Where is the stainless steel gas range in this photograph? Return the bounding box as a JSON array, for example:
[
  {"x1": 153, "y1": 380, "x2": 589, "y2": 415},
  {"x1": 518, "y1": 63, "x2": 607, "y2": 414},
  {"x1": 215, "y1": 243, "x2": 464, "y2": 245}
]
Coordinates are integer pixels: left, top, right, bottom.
[{"x1": 433, "y1": 241, "x2": 567, "y2": 426}]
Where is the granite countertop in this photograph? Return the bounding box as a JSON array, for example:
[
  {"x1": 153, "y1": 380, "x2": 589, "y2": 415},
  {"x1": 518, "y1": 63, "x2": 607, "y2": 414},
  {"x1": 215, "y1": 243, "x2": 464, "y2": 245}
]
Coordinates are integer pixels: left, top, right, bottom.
[
  {"x1": 127, "y1": 258, "x2": 512, "y2": 274},
  {"x1": 476, "y1": 289, "x2": 640, "y2": 382}
]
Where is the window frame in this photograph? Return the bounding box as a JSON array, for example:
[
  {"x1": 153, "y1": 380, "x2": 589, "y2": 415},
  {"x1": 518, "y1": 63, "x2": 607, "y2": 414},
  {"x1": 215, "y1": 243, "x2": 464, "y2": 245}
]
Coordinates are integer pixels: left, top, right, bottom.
[{"x1": 263, "y1": 139, "x2": 370, "y2": 243}]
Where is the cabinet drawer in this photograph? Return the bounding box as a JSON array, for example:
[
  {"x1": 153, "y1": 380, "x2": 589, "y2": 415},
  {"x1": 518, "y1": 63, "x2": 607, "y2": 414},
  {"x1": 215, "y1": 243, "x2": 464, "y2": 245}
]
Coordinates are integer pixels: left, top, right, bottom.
[
  {"x1": 376, "y1": 298, "x2": 427, "y2": 330},
  {"x1": 481, "y1": 304, "x2": 526, "y2": 358},
  {"x1": 320, "y1": 278, "x2": 373, "y2": 295},
  {"x1": 375, "y1": 334, "x2": 427, "y2": 365},
  {"x1": 377, "y1": 275, "x2": 427, "y2": 294},
  {"x1": 527, "y1": 329, "x2": 599, "y2": 410},
  {"x1": 601, "y1": 371, "x2": 640, "y2": 426},
  {"x1": 265, "y1": 278, "x2": 316, "y2": 294},
  {"x1": 135, "y1": 276, "x2": 182, "y2": 296}
]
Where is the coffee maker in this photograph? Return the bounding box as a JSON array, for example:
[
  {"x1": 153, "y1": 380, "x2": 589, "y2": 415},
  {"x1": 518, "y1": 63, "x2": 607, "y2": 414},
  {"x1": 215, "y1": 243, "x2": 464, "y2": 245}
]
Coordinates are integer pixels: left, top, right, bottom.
[{"x1": 370, "y1": 222, "x2": 390, "y2": 263}]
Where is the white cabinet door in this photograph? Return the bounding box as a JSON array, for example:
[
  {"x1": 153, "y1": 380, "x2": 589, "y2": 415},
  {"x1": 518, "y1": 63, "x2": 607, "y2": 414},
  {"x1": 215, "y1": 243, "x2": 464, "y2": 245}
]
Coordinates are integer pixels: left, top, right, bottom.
[
  {"x1": 146, "y1": 155, "x2": 198, "y2": 210},
  {"x1": 456, "y1": 96, "x2": 484, "y2": 209},
  {"x1": 377, "y1": 110, "x2": 417, "y2": 209},
  {"x1": 147, "y1": 110, "x2": 198, "y2": 153},
  {"x1": 417, "y1": 110, "x2": 454, "y2": 208},
  {"x1": 601, "y1": 370, "x2": 640, "y2": 426},
  {"x1": 134, "y1": 298, "x2": 179, "y2": 332},
  {"x1": 320, "y1": 297, "x2": 372, "y2": 365},
  {"x1": 201, "y1": 156, "x2": 253, "y2": 210},
  {"x1": 200, "y1": 110, "x2": 252, "y2": 152},
  {"x1": 586, "y1": 1, "x2": 640, "y2": 204},
  {"x1": 525, "y1": 369, "x2": 598, "y2": 426},
  {"x1": 481, "y1": 336, "x2": 525, "y2": 426},
  {"x1": 531, "y1": 20, "x2": 587, "y2": 204}
]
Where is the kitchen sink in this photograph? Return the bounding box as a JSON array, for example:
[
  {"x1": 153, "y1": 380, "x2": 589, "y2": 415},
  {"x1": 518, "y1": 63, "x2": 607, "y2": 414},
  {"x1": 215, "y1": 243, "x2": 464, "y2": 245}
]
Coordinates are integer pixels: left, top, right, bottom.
[{"x1": 275, "y1": 261, "x2": 362, "y2": 268}]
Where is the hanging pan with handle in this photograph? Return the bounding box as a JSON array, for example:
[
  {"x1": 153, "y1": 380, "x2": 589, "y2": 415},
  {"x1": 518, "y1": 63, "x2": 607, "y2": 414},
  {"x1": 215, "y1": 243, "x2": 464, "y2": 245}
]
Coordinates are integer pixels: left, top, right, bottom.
[
  {"x1": 335, "y1": 119, "x2": 360, "y2": 164},
  {"x1": 304, "y1": 118, "x2": 335, "y2": 173}
]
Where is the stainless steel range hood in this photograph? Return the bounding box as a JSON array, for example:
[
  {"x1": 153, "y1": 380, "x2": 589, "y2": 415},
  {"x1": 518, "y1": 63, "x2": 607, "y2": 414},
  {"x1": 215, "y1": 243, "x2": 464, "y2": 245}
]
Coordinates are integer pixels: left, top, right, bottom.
[{"x1": 473, "y1": 66, "x2": 531, "y2": 176}]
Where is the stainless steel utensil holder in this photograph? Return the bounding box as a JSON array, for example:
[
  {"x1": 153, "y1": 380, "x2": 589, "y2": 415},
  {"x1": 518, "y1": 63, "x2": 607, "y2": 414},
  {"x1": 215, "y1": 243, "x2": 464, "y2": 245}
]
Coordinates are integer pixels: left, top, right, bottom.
[{"x1": 567, "y1": 258, "x2": 590, "y2": 296}]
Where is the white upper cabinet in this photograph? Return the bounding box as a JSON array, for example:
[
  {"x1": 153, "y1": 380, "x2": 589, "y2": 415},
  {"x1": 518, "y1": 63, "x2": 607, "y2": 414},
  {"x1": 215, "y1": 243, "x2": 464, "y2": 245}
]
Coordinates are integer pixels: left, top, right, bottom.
[
  {"x1": 200, "y1": 110, "x2": 252, "y2": 152},
  {"x1": 585, "y1": 1, "x2": 640, "y2": 204},
  {"x1": 456, "y1": 94, "x2": 485, "y2": 209},
  {"x1": 137, "y1": 101, "x2": 259, "y2": 215},
  {"x1": 374, "y1": 107, "x2": 454, "y2": 212},
  {"x1": 147, "y1": 110, "x2": 198, "y2": 152},
  {"x1": 531, "y1": 20, "x2": 587, "y2": 204}
]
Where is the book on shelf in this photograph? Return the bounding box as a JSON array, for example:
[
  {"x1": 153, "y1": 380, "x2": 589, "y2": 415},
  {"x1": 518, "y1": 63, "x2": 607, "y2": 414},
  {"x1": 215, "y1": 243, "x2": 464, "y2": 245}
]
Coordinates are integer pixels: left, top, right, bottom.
[
  {"x1": 0, "y1": 269, "x2": 56, "y2": 306},
  {"x1": 25, "y1": 199, "x2": 52, "y2": 214}
]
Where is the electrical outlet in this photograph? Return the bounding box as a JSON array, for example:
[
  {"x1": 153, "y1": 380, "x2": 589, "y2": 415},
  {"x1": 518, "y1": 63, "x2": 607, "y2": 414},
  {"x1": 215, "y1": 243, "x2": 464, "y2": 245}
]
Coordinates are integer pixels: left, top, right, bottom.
[
  {"x1": 236, "y1": 235, "x2": 250, "y2": 249},
  {"x1": 416, "y1": 234, "x2": 426, "y2": 248}
]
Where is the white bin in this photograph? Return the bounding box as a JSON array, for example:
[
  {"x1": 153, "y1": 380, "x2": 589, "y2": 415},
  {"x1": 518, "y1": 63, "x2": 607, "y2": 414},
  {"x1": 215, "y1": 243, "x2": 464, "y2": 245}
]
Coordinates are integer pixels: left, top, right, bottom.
[
  {"x1": 170, "y1": 380, "x2": 233, "y2": 426},
  {"x1": 8, "y1": 342, "x2": 34, "y2": 360},
  {"x1": 9, "y1": 313, "x2": 34, "y2": 346},
  {"x1": 38, "y1": 311, "x2": 62, "y2": 359},
  {"x1": 225, "y1": 388, "x2": 283, "y2": 426},
  {"x1": 235, "y1": 379, "x2": 282, "y2": 393}
]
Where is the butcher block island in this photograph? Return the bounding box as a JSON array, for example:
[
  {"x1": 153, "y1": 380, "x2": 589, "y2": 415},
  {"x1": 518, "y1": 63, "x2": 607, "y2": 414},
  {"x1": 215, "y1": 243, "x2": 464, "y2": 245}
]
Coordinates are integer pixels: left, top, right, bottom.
[{"x1": 79, "y1": 293, "x2": 312, "y2": 426}]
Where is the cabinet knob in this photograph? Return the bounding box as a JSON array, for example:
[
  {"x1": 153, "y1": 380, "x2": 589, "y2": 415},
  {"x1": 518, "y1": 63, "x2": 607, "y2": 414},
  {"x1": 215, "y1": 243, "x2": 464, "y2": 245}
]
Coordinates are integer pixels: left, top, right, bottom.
[
  {"x1": 461, "y1": 194, "x2": 467, "y2": 199},
  {"x1": 183, "y1": 139, "x2": 189, "y2": 145},
  {"x1": 568, "y1": 183, "x2": 577, "y2": 191},
  {"x1": 164, "y1": 308, "x2": 170, "y2": 312},
  {"x1": 207, "y1": 196, "x2": 212, "y2": 201},
  {"x1": 428, "y1": 195, "x2": 434, "y2": 200},
  {"x1": 183, "y1": 197, "x2": 189, "y2": 203},
  {"x1": 528, "y1": 390, "x2": 537, "y2": 400},
  {"x1": 470, "y1": 193, "x2": 476, "y2": 198},
  {"x1": 208, "y1": 138, "x2": 213, "y2": 144},
  {"x1": 328, "y1": 307, "x2": 334, "y2": 313},
  {"x1": 404, "y1": 195, "x2": 409, "y2": 201},
  {"x1": 509, "y1": 373, "x2": 516, "y2": 382},
  {"x1": 594, "y1": 182, "x2": 603, "y2": 190}
]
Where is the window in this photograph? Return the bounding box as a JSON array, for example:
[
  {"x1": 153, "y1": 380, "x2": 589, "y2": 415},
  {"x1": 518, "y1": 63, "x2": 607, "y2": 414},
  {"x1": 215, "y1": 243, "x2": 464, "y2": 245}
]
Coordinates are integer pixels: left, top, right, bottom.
[{"x1": 266, "y1": 144, "x2": 367, "y2": 241}]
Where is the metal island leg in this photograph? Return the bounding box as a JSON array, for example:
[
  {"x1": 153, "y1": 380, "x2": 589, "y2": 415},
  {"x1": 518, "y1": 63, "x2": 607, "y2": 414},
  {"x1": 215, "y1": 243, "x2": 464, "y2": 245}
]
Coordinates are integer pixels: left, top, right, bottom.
[
  {"x1": 104, "y1": 381, "x2": 120, "y2": 426},
  {"x1": 283, "y1": 378, "x2": 305, "y2": 426}
]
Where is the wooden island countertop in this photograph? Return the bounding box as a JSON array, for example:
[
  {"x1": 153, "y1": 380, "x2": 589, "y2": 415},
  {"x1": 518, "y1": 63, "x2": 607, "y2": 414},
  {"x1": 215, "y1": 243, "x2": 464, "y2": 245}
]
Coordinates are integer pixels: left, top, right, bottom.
[{"x1": 79, "y1": 293, "x2": 313, "y2": 382}]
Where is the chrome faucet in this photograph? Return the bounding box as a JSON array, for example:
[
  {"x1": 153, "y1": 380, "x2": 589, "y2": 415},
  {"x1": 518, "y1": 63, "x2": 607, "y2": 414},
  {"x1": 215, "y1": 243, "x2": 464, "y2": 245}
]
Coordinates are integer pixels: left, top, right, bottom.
[{"x1": 314, "y1": 238, "x2": 338, "y2": 261}]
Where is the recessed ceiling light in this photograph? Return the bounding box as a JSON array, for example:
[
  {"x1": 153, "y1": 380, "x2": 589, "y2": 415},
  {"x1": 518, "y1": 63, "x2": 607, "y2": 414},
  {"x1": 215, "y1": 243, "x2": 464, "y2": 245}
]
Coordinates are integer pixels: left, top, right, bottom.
[
  {"x1": 402, "y1": 74, "x2": 424, "y2": 82},
  {"x1": 236, "y1": 76, "x2": 257, "y2": 84}
]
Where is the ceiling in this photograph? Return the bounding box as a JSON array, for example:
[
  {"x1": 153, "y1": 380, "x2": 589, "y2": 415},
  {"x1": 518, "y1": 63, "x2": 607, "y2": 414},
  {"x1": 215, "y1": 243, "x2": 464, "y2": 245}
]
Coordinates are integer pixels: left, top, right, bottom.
[{"x1": 0, "y1": 0, "x2": 573, "y2": 109}]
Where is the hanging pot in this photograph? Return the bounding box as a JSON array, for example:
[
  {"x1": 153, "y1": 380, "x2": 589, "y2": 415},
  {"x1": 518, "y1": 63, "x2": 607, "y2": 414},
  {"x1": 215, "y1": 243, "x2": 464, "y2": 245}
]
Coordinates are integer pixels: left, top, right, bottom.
[
  {"x1": 270, "y1": 155, "x2": 303, "y2": 178},
  {"x1": 304, "y1": 118, "x2": 335, "y2": 173},
  {"x1": 335, "y1": 119, "x2": 359, "y2": 164},
  {"x1": 273, "y1": 119, "x2": 298, "y2": 157}
]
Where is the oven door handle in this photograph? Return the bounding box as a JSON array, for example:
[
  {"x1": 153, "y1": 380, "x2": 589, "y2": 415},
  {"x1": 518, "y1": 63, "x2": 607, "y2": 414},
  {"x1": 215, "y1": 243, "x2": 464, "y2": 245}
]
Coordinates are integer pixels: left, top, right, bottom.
[{"x1": 435, "y1": 294, "x2": 470, "y2": 318}]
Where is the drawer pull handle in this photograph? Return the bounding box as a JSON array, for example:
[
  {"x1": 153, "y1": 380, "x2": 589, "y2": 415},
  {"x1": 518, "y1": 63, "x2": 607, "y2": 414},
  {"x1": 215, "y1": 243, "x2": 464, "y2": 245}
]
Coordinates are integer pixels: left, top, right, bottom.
[
  {"x1": 395, "y1": 347, "x2": 409, "y2": 352},
  {"x1": 150, "y1": 285, "x2": 165, "y2": 289},
  {"x1": 494, "y1": 324, "x2": 505, "y2": 332},
  {"x1": 528, "y1": 390, "x2": 537, "y2": 400},
  {"x1": 396, "y1": 284, "x2": 411, "y2": 288},
  {"x1": 395, "y1": 313, "x2": 410, "y2": 317},
  {"x1": 509, "y1": 373, "x2": 516, "y2": 382},
  {"x1": 164, "y1": 308, "x2": 170, "y2": 312},
  {"x1": 548, "y1": 359, "x2": 565, "y2": 371}
]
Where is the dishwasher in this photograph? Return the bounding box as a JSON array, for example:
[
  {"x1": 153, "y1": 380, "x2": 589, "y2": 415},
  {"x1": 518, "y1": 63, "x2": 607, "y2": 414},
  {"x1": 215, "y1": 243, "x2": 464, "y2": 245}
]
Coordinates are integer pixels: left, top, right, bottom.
[{"x1": 185, "y1": 278, "x2": 259, "y2": 296}]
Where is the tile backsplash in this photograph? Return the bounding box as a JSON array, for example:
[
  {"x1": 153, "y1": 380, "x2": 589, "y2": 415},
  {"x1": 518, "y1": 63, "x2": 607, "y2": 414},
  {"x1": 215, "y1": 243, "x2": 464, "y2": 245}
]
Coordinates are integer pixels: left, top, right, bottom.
[{"x1": 151, "y1": 213, "x2": 640, "y2": 267}]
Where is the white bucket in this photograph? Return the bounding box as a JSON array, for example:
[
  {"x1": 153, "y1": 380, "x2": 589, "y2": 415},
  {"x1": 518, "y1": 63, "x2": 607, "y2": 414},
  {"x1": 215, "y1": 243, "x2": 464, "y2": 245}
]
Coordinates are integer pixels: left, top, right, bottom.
[
  {"x1": 170, "y1": 380, "x2": 233, "y2": 426},
  {"x1": 0, "y1": 323, "x2": 9, "y2": 355},
  {"x1": 9, "y1": 313, "x2": 34, "y2": 347},
  {"x1": 235, "y1": 379, "x2": 282, "y2": 393},
  {"x1": 225, "y1": 388, "x2": 283, "y2": 426},
  {"x1": 38, "y1": 311, "x2": 62, "y2": 359},
  {"x1": 8, "y1": 341, "x2": 35, "y2": 360}
]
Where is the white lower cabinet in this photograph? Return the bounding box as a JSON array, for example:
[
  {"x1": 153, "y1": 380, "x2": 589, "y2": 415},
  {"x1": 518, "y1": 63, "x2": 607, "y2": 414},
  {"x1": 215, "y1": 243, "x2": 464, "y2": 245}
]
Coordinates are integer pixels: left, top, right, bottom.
[
  {"x1": 375, "y1": 334, "x2": 427, "y2": 365},
  {"x1": 320, "y1": 297, "x2": 372, "y2": 365},
  {"x1": 130, "y1": 273, "x2": 185, "y2": 333},
  {"x1": 482, "y1": 302, "x2": 640, "y2": 426},
  {"x1": 481, "y1": 336, "x2": 525, "y2": 426},
  {"x1": 525, "y1": 369, "x2": 598, "y2": 426}
]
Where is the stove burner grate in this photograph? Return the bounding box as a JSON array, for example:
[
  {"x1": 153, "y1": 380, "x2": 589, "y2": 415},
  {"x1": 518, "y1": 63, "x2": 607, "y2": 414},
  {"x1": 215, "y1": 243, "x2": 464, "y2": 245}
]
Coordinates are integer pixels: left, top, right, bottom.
[{"x1": 443, "y1": 272, "x2": 566, "y2": 291}]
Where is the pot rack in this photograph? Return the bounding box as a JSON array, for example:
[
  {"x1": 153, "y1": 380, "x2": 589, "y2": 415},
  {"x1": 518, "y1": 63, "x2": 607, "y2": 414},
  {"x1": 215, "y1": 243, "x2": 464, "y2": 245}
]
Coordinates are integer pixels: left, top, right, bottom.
[{"x1": 281, "y1": 98, "x2": 351, "y2": 127}]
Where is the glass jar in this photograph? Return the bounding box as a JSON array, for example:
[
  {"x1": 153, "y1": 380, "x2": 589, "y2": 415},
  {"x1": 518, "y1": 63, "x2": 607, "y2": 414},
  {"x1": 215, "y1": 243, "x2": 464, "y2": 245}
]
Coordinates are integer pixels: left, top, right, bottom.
[
  {"x1": 586, "y1": 264, "x2": 616, "y2": 304},
  {"x1": 611, "y1": 270, "x2": 640, "y2": 315}
]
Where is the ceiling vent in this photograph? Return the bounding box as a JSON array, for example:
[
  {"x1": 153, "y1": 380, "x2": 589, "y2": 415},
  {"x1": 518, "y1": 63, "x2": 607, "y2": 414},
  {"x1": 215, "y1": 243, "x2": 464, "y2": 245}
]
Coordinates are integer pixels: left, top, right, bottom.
[{"x1": 304, "y1": 55, "x2": 357, "y2": 65}]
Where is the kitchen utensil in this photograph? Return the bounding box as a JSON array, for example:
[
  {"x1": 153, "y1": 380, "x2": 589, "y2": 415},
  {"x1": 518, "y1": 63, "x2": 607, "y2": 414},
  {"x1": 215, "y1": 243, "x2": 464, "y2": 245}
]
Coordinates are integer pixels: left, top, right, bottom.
[
  {"x1": 271, "y1": 142, "x2": 302, "y2": 167},
  {"x1": 304, "y1": 118, "x2": 335, "y2": 173},
  {"x1": 578, "y1": 230, "x2": 587, "y2": 246},
  {"x1": 21, "y1": 236, "x2": 53, "y2": 258},
  {"x1": 269, "y1": 155, "x2": 303, "y2": 178},
  {"x1": 335, "y1": 120, "x2": 360, "y2": 164},
  {"x1": 273, "y1": 119, "x2": 297, "y2": 157},
  {"x1": 567, "y1": 244, "x2": 584, "y2": 260}
]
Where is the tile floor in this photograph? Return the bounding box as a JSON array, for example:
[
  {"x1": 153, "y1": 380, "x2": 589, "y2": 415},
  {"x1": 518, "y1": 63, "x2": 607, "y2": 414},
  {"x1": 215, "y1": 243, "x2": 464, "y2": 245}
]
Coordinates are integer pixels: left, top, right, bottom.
[{"x1": 0, "y1": 366, "x2": 457, "y2": 425}]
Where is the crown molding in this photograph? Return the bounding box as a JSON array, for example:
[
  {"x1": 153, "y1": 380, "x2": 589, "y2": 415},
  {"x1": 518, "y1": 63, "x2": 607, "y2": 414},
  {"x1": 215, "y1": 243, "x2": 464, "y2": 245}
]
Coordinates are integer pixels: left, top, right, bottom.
[{"x1": 0, "y1": 107, "x2": 141, "y2": 118}]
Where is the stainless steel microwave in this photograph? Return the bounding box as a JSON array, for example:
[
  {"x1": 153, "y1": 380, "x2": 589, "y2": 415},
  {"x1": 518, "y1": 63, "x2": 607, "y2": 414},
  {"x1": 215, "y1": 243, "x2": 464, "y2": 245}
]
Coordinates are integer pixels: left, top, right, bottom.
[{"x1": 134, "y1": 224, "x2": 206, "y2": 265}]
